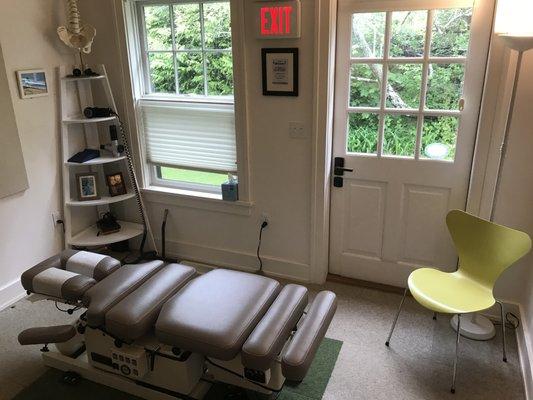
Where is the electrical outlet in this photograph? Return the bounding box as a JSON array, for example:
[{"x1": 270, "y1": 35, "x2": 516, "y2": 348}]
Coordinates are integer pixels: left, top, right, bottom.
[
  {"x1": 51, "y1": 211, "x2": 62, "y2": 228},
  {"x1": 289, "y1": 121, "x2": 306, "y2": 139},
  {"x1": 261, "y1": 212, "x2": 270, "y2": 225}
]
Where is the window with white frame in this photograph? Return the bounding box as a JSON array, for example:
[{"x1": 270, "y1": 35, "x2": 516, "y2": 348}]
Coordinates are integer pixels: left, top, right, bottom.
[{"x1": 135, "y1": 0, "x2": 237, "y2": 193}]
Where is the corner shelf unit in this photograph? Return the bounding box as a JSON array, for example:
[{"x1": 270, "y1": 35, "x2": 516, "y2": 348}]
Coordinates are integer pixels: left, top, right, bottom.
[{"x1": 59, "y1": 64, "x2": 144, "y2": 248}]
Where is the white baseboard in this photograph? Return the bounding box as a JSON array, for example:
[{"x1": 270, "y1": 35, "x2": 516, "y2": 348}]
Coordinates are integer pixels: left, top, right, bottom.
[
  {"x1": 160, "y1": 238, "x2": 310, "y2": 283},
  {"x1": 480, "y1": 301, "x2": 531, "y2": 399},
  {"x1": 516, "y1": 303, "x2": 533, "y2": 400},
  {"x1": 0, "y1": 279, "x2": 25, "y2": 312}
]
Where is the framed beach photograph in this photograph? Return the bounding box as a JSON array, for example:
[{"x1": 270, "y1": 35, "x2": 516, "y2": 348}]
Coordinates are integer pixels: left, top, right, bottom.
[
  {"x1": 16, "y1": 69, "x2": 48, "y2": 99},
  {"x1": 106, "y1": 172, "x2": 127, "y2": 197},
  {"x1": 76, "y1": 172, "x2": 100, "y2": 201},
  {"x1": 261, "y1": 48, "x2": 299, "y2": 96}
]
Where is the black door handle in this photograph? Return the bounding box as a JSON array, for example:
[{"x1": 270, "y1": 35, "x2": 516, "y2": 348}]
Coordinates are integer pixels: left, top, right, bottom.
[{"x1": 334, "y1": 167, "x2": 354, "y2": 176}]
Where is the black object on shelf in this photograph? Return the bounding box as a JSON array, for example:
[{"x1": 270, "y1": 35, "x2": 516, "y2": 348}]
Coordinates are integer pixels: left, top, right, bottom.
[
  {"x1": 67, "y1": 149, "x2": 101, "y2": 163},
  {"x1": 83, "y1": 107, "x2": 114, "y2": 119},
  {"x1": 97, "y1": 213, "x2": 121, "y2": 236}
]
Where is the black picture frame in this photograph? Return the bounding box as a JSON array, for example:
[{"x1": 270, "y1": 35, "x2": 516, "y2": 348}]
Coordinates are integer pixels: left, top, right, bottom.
[{"x1": 261, "y1": 48, "x2": 299, "y2": 96}]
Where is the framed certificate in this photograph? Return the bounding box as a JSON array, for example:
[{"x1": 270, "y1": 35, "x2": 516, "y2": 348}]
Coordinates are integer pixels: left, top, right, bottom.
[{"x1": 261, "y1": 48, "x2": 299, "y2": 96}]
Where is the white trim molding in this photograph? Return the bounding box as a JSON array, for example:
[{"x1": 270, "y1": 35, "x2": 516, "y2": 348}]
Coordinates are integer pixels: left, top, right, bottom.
[
  {"x1": 0, "y1": 279, "x2": 25, "y2": 312},
  {"x1": 142, "y1": 186, "x2": 253, "y2": 216},
  {"x1": 309, "y1": 0, "x2": 338, "y2": 284},
  {"x1": 517, "y1": 303, "x2": 533, "y2": 400}
]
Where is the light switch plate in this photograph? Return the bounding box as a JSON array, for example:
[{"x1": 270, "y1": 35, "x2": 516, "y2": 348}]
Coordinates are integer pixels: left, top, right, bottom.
[{"x1": 289, "y1": 121, "x2": 306, "y2": 138}]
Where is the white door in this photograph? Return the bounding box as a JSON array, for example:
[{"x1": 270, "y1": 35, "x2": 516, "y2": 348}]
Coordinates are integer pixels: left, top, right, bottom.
[{"x1": 329, "y1": 0, "x2": 495, "y2": 287}]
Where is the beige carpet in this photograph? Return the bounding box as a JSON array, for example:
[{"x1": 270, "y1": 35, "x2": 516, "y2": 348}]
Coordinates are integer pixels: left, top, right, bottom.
[{"x1": 0, "y1": 280, "x2": 526, "y2": 400}]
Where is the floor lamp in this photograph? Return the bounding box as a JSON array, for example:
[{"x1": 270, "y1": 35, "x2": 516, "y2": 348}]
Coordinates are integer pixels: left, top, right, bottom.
[{"x1": 451, "y1": 0, "x2": 533, "y2": 341}]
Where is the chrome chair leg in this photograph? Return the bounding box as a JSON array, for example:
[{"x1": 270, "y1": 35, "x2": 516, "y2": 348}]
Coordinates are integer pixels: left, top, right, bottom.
[
  {"x1": 451, "y1": 313, "x2": 461, "y2": 394},
  {"x1": 385, "y1": 288, "x2": 408, "y2": 346},
  {"x1": 496, "y1": 300, "x2": 507, "y2": 362}
]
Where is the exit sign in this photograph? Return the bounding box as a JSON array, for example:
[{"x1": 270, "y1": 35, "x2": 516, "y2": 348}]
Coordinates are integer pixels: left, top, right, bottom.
[{"x1": 255, "y1": 1, "x2": 301, "y2": 39}]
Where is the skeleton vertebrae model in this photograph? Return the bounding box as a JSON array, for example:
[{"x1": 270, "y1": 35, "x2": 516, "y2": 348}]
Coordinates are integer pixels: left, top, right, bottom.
[{"x1": 57, "y1": 0, "x2": 96, "y2": 54}]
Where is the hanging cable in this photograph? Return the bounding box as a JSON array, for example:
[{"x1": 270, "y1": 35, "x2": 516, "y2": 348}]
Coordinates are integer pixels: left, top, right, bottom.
[{"x1": 256, "y1": 220, "x2": 268, "y2": 273}]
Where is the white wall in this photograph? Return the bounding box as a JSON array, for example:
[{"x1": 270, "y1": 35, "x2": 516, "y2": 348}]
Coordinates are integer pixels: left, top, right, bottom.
[
  {"x1": 0, "y1": 1, "x2": 75, "y2": 309},
  {"x1": 491, "y1": 50, "x2": 533, "y2": 391},
  {"x1": 492, "y1": 51, "x2": 533, "y2": 304}
]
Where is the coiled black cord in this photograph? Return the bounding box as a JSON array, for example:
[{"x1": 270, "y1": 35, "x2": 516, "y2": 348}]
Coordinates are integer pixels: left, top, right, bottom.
[{"x1": 112, "y1": 111, "x2": 148, "y2": 259}]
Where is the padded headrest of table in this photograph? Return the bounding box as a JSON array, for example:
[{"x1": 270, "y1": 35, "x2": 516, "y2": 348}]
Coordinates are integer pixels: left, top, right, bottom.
[
  {"x1": 21, "y1": 254, "x2": 61, "y2": 293},
  {"x1": 31, "y1": 267, "x2": 96, "y2": 302},
  {"x1": 21, "y1": 250, "x2": 120, "y2": 296},
  {"x1": 105, "y1": 263, "x2": 196, "y2": 341},
  {"x1": 84, "y1": 261, "x2": 165, "y2": 328},
  {"x1": 63, "y1": 250, "x2": 120, "y2": 281},
  {"x1": 156, "y1": 269, "x2": 281, "y2": 360}
]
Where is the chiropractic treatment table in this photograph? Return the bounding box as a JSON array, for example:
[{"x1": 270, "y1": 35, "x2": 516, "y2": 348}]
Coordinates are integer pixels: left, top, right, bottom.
[{"x1": 18, "y1": 250, "x2": 337, "y2": 399}]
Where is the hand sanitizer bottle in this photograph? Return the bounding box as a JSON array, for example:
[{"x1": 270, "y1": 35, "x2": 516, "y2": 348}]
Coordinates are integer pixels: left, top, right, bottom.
[{"x1": 222, "y1": 173, "x2": 239, "y2": 201}]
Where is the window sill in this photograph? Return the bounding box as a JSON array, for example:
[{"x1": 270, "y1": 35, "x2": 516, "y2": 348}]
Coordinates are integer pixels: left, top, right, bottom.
[{"x1": 141, "y1": 186, "x2": 253, "y2": 216}]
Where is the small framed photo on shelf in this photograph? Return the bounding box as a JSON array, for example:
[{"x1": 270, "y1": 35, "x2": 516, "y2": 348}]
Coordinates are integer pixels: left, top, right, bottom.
[
  {"x1": 76, "y1": 172, "x2": 100, "y2": 201},
  {"x1": 261, "y1": 48, "x2": 298, "y2": 96},
  {"x1": 106, "y1": 172, "x2": 127, "y2": 197},
  {"x1": 16, "y1": 69, "x2": 48, "y2": 99}
]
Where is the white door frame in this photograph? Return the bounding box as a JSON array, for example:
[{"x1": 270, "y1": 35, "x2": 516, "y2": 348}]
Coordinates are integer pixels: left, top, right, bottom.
[{"x1": 309, "y1": 0, "x2": 515, "y2": 284}]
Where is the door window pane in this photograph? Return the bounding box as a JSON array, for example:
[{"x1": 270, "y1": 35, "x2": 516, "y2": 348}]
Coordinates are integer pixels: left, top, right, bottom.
[
  {"x1": 204, "y1": 2, "x2": 232, "y2": 50},
  {"x1": 390, "y1": 11, "x2": 427, "y2": 58},
  {"x1": 431, "y1": 8, "x2": 472, "y2": 57},
  {"x1": 177, "y1": 52, "x2": 204, "y2": 95},
  {"x1": 426, "y1": 63, "x2": 465, "y2": 110},
  {"x1": 351, "y1": 13, "x2": 386, "y2": 58},
  {"x1": 144, "y1": 5, "x2": 172, "y2": 51},
  {"x1": 207, "y1": 53, "x2": 233, "y2": 96},
  {"x1": 174, "y1": 3, "x2": 201, "y2": 50},
  {"x1": 383, "y1": 115, "x2": 418, "y2": 157},
  {"x1": 347, "y1": 113, "x2": 379, "y2": 154},
  {"x1": 149, "y1": 52, "x2": 175, "y2": 93},
  {"x1": 350, "y1": 64, "x2": 381, "y2": 107},
  {"x1": 422, "y1": 116, "x2": 459, "y2": 161},
  {"x1": 387, "y1": 64, "x2": 423, "y2": 109}
]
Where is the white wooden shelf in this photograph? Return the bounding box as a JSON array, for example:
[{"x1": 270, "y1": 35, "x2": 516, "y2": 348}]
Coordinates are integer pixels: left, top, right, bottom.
[
  {"x1": 66, "y1": 193, "x2": 135, "y2": 207},
  {"x1": 63, "y1": 115, "x2": 117, "y2": 124},
  {"x1": 60, "y1": 64, "x2": 152, "y2": 250},
  {"x1": 68, "y1": 221, "x2": 144, "y2": 247},
  {"x1": 65, "y1": 156, "x2": 126, "y2": 166},
  {"x1": 62, "y1": 75, "x2": 105, "y2": 82}
]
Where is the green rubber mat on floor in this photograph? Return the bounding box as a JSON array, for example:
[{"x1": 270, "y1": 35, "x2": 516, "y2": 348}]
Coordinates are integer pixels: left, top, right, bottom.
[{"x1": 13, "y1": 338, "x2": 342, "y2": 400}]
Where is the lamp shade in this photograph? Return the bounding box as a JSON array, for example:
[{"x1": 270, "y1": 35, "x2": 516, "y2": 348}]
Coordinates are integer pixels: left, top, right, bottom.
[{"x1": 495, "y1": 0, "x2": 533, "y2": 37}]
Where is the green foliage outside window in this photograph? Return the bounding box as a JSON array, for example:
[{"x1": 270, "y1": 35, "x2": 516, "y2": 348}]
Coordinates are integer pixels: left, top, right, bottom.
[
  {"x1": 348, "y1": 8, "x2": 472, "y2": 160},
  {"x1": 143, "y1": 2, "x2": 233, "y2": 96}
]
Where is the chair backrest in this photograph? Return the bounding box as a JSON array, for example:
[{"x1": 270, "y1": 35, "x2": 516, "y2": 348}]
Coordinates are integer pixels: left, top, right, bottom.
[{"x1": 446, "y1": 210, "x2": 532, "y2": 289}]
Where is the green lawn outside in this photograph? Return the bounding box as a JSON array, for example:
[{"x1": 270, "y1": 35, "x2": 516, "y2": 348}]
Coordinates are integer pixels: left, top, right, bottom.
[{"x1": 160, "y1": 166, "x2": 228, "y2": 186}]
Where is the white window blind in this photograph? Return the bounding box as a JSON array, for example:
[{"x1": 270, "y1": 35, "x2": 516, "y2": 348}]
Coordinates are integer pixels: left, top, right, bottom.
[{"x1": 141, "y1": 101, "x2": 237, "y2": 173}]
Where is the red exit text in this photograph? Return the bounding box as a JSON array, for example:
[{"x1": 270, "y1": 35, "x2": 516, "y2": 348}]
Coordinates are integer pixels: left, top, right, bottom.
[{"x1": 260, "y1": 6, "x2": 294, "y2": 36}]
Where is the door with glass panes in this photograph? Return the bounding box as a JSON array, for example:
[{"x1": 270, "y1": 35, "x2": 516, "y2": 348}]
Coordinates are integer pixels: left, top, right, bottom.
[{"x1": 329, "y1": 0, "x2": 495, "y2": 286}]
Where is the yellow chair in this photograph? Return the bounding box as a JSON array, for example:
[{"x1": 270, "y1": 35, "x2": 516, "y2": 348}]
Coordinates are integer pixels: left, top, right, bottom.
[{"x1": 385, "y1": 210, "x2": 532, "y2": 393}]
